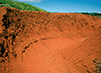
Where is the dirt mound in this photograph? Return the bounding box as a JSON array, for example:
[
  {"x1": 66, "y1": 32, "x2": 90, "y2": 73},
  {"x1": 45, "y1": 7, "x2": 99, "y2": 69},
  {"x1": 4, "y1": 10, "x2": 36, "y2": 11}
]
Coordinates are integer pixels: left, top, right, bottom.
[{"x1": 0, "y1": 7, "x2": 101, "y2": 73}]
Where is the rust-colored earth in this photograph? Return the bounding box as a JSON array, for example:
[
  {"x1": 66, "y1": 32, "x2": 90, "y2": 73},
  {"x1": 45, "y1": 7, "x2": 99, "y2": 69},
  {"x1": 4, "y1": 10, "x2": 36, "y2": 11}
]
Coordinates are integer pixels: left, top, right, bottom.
[{"x1": 0, "y1": 7, "x2": 101, "y2": 73}]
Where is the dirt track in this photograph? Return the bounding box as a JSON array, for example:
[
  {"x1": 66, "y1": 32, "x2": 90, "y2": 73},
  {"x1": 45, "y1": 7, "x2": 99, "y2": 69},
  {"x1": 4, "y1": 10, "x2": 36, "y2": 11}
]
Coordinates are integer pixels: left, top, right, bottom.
[{"x1": 0, "y1": 7, "x2": 101, "y2": 73}]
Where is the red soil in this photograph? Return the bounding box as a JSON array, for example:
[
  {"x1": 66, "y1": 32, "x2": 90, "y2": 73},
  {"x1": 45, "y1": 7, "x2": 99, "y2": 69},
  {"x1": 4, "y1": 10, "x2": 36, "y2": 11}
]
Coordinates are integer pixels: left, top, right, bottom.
[{"x1": 0, "y1": 7, "x2": 101, "y2": 73}]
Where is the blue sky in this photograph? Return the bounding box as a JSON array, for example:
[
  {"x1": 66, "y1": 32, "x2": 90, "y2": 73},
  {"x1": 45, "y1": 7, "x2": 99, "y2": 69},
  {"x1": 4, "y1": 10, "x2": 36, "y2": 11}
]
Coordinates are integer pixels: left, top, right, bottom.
[{"x1": 15, "y1": 0, "x2": 101, "y2": 13}]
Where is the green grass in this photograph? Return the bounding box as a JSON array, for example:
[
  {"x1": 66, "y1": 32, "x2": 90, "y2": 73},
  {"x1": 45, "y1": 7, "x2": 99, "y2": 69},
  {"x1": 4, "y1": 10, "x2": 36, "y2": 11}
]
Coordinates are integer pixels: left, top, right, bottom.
[
  {"x1": 0, "y1": 4, "x2": 13, "y2": 8},
  {"x1": 0, "y1": 0, "x2": 48, "y2": 12}
]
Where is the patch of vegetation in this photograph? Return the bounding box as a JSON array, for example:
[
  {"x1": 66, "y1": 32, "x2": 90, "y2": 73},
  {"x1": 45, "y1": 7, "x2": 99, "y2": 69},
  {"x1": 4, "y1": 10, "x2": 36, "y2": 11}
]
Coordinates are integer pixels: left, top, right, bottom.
[
  {"x1": 81, "y1": 12, "x2": 101, "y2": 18},
  {"x1": 52, "y1": 12, "x2": 59, "y2": 13},
  {"x1": 0, "y1": 0, "x2": 48, "y2": 12},
  {"x1": 93, "y1": 58, "x2": 101, "y2": 73}
]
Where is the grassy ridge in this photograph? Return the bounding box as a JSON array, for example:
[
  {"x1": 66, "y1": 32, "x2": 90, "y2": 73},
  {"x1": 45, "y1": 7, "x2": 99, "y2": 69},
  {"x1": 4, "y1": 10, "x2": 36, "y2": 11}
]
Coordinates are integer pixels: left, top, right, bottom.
[{"x1": 0, "y1": 0, "x2": 48, "y2": 12}]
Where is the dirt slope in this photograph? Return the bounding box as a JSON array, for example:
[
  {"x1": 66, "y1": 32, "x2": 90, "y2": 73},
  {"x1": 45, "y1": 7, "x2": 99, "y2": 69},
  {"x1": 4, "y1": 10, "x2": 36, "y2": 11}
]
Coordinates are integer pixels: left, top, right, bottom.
[{"x1": 0, "y1": 7, "x2": 101, "y2": 73}]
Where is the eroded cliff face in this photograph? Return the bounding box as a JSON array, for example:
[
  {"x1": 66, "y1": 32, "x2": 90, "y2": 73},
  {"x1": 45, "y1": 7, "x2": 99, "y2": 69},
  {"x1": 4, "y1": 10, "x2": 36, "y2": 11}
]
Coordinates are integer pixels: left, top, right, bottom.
[{"x1": 0, "y1": 7, "x2": 101, "y2": 73}]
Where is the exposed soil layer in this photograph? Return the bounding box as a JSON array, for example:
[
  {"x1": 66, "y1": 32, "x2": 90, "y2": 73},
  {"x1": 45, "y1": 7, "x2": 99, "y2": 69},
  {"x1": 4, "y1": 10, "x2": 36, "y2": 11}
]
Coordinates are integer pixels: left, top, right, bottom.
[{"x1": 0, "y1": 7, "x2": 101, "y2": 73}]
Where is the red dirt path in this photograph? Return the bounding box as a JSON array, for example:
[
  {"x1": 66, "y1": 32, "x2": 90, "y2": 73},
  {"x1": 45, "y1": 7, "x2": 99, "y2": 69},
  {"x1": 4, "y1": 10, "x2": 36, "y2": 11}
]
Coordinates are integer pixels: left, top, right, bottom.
[{"x1": 0, "y1": 7, "x2": 101, "y2": 73}]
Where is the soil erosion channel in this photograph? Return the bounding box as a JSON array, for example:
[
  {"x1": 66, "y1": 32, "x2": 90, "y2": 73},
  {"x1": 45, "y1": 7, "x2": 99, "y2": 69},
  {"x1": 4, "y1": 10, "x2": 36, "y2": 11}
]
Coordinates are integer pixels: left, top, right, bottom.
[{"x1": 0, "y1": 7, "x2": 101, "y2": 73}]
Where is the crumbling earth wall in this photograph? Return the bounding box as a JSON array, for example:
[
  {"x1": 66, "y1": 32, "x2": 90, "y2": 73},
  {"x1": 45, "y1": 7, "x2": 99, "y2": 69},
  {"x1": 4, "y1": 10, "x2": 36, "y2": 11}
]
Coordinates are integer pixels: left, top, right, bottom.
[{"x1": 0, "y1": 7, "x2": 101, "y2": 73}]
